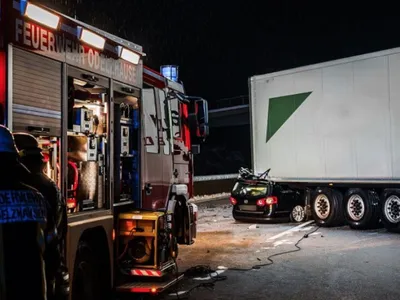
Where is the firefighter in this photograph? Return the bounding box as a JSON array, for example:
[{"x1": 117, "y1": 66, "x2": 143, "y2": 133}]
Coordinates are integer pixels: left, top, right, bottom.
[
  {"x1": 13, "y1": 132, "x2": 69, "y2": 300},
  {"x1": 0, "y1": 125, "x2": 48, "y2": 300}
]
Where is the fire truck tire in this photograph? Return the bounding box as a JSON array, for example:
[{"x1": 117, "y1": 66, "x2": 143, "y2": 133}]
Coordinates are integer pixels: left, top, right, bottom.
[
  {"x1": 311, "y1": 188, "x2": 345, "y2": 227},
  {"x1": 71, "y1": 240, "x2": 110, "y2": 300}
]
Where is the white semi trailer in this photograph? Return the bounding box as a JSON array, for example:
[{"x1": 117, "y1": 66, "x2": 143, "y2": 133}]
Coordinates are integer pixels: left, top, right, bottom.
[{"x1": 249, "y1": 47, "x2": 400, "y2": 231}]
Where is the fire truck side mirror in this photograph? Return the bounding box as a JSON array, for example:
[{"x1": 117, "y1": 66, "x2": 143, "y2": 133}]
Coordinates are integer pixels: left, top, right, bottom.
[{"x1": 194, "y1": 99, "x2": 209, "y2": 139}]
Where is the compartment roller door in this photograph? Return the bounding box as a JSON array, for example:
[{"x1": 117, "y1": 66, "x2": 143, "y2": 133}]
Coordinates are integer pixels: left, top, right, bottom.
[{"x1": 12, "y1": 48, "x2": 61, "y2": 136}]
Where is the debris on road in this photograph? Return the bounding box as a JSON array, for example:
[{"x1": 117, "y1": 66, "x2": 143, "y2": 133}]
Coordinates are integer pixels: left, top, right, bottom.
[
  {"x1": 248, "y1": 224, "x2": 259, "y2": 229},
  {"x1": 177, "y1": 202, "x2": 316, "y2": 271}
]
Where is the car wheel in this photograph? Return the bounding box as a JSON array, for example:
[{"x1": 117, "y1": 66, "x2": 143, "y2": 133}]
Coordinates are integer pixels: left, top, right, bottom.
[{"x1": 290, "y1": 205, "x2": 306, "y2": 223}]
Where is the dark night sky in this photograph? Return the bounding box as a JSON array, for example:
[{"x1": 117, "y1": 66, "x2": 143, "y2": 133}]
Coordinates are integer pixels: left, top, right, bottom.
[{"x1": 42, "y1": 1, "x2": 400, "y2": 108}]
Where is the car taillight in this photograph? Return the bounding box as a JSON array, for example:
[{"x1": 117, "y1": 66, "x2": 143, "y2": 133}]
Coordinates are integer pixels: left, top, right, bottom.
[
  {"x1": 266, "y1": 196, "x2": 278, "y2": 205},
  {"x1": 229, "y1": 196, "x2": 237, "y2": 205},
  {"x1": 256, "y1": 199, "x2": 266, "y2": 206}
]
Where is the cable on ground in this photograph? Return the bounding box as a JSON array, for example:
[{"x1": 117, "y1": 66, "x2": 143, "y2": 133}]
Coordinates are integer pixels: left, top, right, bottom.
[
  {"x1": 168, "y1": 225, "x2": 321, "y2": 299},
  {"x1": 229, "y1": 225, "x2": 321, "y2": 272}
]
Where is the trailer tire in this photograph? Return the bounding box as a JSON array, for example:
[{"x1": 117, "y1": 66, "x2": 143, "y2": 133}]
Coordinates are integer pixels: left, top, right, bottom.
[
  {"x1": 71, "y1": 240, "x2": 109, "y2": 300},
  {"x1": 344, "y1": 189, "x2": 380, "y2": 230},
  {"x1": 381, "y1": 190, "x2": 400, "y2": 233},
  {"x1": 312, "y1": 188, "x2": 344, "y2": 227}
]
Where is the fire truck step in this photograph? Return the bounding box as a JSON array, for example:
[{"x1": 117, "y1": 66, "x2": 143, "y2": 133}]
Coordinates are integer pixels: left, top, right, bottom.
[
  {"x1": 130, "y1": 260, "x2": 176, "y2": 277},
  {"x1": 116, "y1": 273, "x2": 184, "y2": 294}
]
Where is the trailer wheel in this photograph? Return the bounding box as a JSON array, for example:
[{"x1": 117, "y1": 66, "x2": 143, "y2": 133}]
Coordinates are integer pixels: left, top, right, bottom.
[
  {"x1": 312, "y1": 188, "x2": 344, "y2": 227},
  {"x1": 71, "y1": 241, "x2": 109, "y2": 300},
  {"x1": 381, "y1": 190, "x2": 400, "y2": 232},
  {"x1": 344, "y1": 189, "x2": 380, "y2": 230}
]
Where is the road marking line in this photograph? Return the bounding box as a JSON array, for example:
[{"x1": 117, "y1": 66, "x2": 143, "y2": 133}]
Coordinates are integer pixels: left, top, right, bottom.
[
  {"x1": 267, "y1": 220, "x2": 315, "y2": 241},
  {"x1": 273, "y1": 240, "x2": 293, "y2": 247},
  {"x1": 169, "y1": 291, "x2": 187, "y2": 296},
  {"x1": 309, "y1": 232, "x2": 321, "y2": 236}
]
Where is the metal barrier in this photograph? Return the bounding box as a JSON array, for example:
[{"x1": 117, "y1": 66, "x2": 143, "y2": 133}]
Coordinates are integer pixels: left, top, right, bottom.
[
  {"x1": 193, "y1": 174, "x2": 238, "y2": 196},
  {"x1": 193, "y1": 174, "x2": 238, "y2": 182}
]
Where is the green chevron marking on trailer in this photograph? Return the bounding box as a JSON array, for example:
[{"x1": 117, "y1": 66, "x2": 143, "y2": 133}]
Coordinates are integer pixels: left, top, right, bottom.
[{"x1": 266, "y1": 91, "x2": 312, "y2": 142}]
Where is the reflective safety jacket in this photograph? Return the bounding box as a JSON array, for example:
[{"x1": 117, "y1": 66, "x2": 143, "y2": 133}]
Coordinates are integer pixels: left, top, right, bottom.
[
  {"x1": 19, "y1": 169, "x2": 68, "y2": 299},
  {"x1": 0, "y1": 176, "x2": 48, "y2": 300}
]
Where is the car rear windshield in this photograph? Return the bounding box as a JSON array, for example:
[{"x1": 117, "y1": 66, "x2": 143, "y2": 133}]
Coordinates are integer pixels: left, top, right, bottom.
[{"x1": 231, "y1": 181, "x2": 268, "y2": 198}]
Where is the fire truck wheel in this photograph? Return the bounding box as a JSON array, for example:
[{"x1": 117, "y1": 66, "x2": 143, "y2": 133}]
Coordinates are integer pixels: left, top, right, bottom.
[{"x1": 71, "y1": 240, "x2": 109, "y2": 300}]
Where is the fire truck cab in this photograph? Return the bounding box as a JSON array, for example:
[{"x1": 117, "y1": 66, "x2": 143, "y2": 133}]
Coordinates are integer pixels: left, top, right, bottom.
[{"x1": 0, "y1": 0, "x2": 208, "y2": 298}]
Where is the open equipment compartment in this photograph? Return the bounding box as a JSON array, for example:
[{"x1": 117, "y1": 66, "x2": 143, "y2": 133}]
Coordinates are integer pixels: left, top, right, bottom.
[
  {"x1": 66, "y1": 66, "x2": 110, "y2": 213},
  {"x1": 112, "y1": 81, "x2": 141, "y2": 207}
]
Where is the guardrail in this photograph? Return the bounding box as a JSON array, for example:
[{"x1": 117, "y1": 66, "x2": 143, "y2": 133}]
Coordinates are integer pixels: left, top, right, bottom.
[
  {"x1": 193, "y1": 174, "x2": 238, "y2": 196},
  {"x1": 193, "y1": 174, "x2": 238, "y2": 182}
]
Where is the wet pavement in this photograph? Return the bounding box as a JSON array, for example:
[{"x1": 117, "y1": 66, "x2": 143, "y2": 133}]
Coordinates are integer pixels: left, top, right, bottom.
[{"x1": 161, "y1": 200, "x2": 400, "y2": 300}]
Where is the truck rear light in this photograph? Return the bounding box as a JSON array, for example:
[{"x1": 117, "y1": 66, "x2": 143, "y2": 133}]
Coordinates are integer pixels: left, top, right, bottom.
[
  {"x1": 266, "y1": 196, "x2": 278, "y2": 205},
  {"x1": 229, "y1": 196, "x2": 237, "y2": 205},
  {"x1": 256, "y1": 199, "x2": 266, "y2": 206}
]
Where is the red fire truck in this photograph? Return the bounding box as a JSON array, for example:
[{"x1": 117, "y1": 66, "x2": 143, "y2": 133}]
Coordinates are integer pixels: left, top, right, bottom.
[{"x1": 0, "y1": 0, "x2": 209, "y2": 298}]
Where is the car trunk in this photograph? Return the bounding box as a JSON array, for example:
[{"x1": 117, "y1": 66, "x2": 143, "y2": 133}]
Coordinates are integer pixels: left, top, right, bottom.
[{"x1": 231, "y1": 180, "x2": 269, "y2": 212}]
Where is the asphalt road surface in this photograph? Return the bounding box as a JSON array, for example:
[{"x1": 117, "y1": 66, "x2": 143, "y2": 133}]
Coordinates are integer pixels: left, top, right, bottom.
[{"x1": 159, "y1": 200, "x2": 400, "y2": 300}]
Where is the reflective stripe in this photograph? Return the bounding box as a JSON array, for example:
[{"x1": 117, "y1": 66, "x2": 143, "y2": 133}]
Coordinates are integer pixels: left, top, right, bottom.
[{"x1": 0, "y1": 190, "x2": 47, "y2": 224}]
